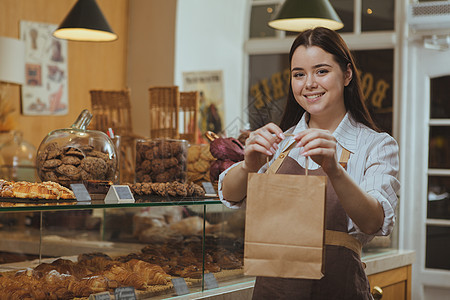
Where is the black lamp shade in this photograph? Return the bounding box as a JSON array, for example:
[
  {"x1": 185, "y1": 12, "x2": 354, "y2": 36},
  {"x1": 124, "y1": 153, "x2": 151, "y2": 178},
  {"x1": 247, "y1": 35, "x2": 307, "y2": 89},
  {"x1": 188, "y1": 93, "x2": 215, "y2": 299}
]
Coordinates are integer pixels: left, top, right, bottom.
[
  {"x1": 268, "y1": 0, "x2": 344, "y2": 32},
  {"x1": 53, "y1": 0, "x2": 118, "y2": 42}
]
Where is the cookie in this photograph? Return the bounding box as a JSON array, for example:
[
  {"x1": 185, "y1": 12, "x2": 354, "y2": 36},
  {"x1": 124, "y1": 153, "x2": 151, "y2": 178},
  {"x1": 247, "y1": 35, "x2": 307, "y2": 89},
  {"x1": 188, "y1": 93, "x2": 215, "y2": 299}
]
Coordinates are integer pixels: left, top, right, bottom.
[
  {"x1": 43, "y1": 159, "x2": 62, "y2": 169},
  {"x1": 47, "y1": 147, "x2": 63, "y2": 159},
  {"x1": 88, "y1": 150, "x2": 109, "y2": 160},
  {"x1": 61, "y1": 156, "x2": 81, "y2": 166},
  {"x1": 43, "y1": 171, "x2": 59, "y2": 182},
  {"x1": 56, "y1": 164, "x2": 80, "y2": 178},
  {"x1": 65, "y1": 148, "x2": 85, "y2": 158},
  {"x1": 81, "y1": 156, "x2": 108, "y2": 178}
]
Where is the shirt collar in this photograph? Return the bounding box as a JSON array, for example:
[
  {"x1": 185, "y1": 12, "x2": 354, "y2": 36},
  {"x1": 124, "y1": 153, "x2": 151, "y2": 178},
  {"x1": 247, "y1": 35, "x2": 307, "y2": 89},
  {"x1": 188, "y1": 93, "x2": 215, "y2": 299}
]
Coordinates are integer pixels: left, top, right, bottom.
[
  {"x1": 333, "y1": 113, "x2": 357, "y2": 153},
  {"x1": 291, "y1": 112, "x2": 357, "y2": 153}
]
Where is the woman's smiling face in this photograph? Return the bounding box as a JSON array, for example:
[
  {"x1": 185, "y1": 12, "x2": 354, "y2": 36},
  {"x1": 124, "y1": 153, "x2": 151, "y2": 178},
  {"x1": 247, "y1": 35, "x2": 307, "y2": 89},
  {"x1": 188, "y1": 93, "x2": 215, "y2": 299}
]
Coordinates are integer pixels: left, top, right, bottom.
[{"x1": 291, "y1": 45, "x2": 352, "y2": 120}]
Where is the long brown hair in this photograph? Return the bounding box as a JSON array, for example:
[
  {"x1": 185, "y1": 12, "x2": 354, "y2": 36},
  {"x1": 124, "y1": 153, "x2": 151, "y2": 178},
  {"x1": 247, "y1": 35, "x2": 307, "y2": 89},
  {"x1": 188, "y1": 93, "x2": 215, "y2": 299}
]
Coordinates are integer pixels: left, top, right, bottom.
[{"x1": 279, "y1": 27, "x2": 378, "y2": 131}]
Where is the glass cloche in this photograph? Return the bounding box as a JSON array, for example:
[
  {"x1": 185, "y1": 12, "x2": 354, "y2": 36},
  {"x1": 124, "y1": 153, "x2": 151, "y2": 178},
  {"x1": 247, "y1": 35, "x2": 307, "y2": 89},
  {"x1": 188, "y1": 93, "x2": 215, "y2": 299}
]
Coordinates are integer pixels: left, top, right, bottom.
[
  {"x1": 36, "y1": 109, "x2": 118, "y2": 188},
  {"x1": 0, "y1": 131, "x2": 37, "y2": 182}
]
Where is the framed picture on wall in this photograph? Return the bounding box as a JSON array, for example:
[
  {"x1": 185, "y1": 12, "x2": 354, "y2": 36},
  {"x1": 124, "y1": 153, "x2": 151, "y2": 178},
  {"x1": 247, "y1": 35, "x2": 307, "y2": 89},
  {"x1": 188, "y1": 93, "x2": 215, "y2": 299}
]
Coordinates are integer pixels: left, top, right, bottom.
[
  {"x1": 183, "y1": 70, "x2": 225, "y2": 140},
  {"x1": 20, "y1": 20, "x2": 68, "y2": 115}
]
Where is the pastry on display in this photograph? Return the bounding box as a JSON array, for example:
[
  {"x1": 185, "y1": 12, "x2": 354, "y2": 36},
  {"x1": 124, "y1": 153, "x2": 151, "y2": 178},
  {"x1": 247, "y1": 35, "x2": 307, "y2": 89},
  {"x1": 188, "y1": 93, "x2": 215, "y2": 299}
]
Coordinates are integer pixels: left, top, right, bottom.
[
  {"x1": 0, "y1": 253, "x2": 172, "y2": 299},
  {"x1": 127, "y1": 181, "x2": 205, "y2": 198},
  {"x1": 0, "y1": 179, "x2": 74, "y2": 200},
  {"x1": 0, "y1": 234, "x2": 244, "y2": 299},
  {"x1": 186, "y1": 144, "x2": 216, "y2": 184}
]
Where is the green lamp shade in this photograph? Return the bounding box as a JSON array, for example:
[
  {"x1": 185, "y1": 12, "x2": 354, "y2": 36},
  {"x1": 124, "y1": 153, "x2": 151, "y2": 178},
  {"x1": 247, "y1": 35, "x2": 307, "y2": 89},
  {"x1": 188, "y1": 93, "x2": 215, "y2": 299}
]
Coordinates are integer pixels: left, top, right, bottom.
[
  {"x1": 53, "y1": 0, "x2": 118, "y2": 42},
  {"x1": 268, "y1": 0, "x2": 344, "y2": 32}
]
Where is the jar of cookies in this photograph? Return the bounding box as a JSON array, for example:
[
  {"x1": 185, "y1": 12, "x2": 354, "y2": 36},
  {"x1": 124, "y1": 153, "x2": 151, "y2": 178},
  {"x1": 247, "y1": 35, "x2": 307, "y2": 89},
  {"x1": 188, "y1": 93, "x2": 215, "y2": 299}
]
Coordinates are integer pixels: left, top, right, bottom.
[
  {"x1": 36, "y1": 109, "x2": 118, "y2": 188},
  {"x1": 135, "y1": 138, "x2": 187, "y2": 183}
]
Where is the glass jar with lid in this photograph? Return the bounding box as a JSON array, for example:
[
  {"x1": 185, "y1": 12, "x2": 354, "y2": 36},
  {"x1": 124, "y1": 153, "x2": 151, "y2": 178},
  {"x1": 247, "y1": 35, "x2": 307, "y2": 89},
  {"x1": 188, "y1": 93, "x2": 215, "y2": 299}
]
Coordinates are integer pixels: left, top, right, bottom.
[
  {"x1": 36, "y1": 109, "x2": 118, "y2": 188},
  {"x1": 0, "y1": 131, "x2": 37, "y2": 182},
  {"x1": 135, "y1": 138, "x2": 187, "y2": 183}
]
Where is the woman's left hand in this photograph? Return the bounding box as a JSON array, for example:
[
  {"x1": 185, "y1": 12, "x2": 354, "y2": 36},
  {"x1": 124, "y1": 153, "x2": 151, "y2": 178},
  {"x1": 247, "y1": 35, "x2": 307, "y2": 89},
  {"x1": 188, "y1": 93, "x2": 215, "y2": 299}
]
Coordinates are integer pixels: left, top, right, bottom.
[{"x1": 294, "y1": 129, "x2": 340, "y2": 176}]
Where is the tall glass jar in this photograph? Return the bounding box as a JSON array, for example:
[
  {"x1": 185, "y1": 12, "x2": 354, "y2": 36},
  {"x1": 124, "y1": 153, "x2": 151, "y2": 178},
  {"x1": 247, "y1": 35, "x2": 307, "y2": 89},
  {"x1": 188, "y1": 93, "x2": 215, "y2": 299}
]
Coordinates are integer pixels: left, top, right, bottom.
[
  {"x1": 135, "y1": 138, "x2": 187, "y2": 183},
  {"x1": 36, "y1": 109, "x2": 118, "y2": 188},
  {"x1": 0, "y1": 131, "x2": 37, "y2": 182}
]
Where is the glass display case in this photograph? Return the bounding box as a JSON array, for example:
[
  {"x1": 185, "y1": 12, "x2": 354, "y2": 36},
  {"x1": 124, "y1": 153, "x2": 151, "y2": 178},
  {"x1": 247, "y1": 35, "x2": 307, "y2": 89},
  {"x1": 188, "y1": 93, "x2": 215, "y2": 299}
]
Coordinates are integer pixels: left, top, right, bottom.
[
  {"x1": 0, "y1": 195, "x2": 250, "y2": 299},
  {"x1": 0, "y1": 192, "x2": 402, "y2": 299}
]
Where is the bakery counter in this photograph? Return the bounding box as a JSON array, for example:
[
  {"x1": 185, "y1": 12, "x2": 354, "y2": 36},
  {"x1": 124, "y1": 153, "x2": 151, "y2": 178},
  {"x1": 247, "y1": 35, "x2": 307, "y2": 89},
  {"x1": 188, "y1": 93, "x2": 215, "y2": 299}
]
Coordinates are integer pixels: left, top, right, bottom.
[
  {"x1": 0, "y1": 199, "x2": 248, "y2": 299},
  {"x1": 0, "y1": 195, "x2": 413, "y2": 300},
  {"x1": 167, "y1": 250, "x2": 415, "y2": 300},
  {"x1": 363, "y1": 249, "x2": 415, "y2": 276}
]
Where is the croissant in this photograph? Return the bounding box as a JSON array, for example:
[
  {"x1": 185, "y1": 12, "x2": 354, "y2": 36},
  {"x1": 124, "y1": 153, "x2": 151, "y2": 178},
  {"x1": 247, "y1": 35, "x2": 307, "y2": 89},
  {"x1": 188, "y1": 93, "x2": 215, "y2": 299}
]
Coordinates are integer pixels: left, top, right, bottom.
[
  {"x1": 81, "y1": 275, "x2": 110, "y2": 293},
  {"x1": 124, "y1": 259, "x2": 169, "y2": 285},
  {"x1": 1, "y1": 287, "x2": 33, "y2": 300},
  {"x1": 42, "y1": 283, "x2": 74, "y2": 300},
  {"x1": 65, "y1": 277, "x2": 94, "y2": 297},
  {"x1": 102, "y1": 265, "x2": 147, "y2": 290}
]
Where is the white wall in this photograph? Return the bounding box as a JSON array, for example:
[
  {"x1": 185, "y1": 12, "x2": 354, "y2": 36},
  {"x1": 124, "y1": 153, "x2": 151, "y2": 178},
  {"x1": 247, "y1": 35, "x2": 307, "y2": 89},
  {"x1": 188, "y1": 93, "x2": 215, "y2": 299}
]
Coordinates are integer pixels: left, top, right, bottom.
[{"x1": 174, "y1": 0, "x2": 249, "y2": 137}]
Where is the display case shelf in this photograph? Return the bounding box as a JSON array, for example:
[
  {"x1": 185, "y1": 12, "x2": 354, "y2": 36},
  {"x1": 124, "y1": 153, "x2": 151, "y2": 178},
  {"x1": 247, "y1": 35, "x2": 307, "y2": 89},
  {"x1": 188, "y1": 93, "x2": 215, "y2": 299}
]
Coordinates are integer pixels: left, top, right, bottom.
[{"x1": 0, "y1": 196, "x2": 222, "y2": 212}]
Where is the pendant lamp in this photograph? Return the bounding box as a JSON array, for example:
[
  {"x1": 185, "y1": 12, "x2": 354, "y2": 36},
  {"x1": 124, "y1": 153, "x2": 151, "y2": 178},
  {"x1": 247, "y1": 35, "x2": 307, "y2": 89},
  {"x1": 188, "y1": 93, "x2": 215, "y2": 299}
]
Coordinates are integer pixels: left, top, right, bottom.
[
  {"x1": 268, "y1": 0, "x2": 343, "y2": 32},
  {"x1": 53, "y1": 0, "x2": 118, "y2": 42}
]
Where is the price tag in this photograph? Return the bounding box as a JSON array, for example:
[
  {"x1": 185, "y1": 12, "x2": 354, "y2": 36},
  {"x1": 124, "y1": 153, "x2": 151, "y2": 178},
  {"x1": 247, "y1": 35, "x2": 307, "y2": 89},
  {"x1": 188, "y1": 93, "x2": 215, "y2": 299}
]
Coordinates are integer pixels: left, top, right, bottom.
[
  {"x1": 202, "y1": 182, "x2": 217, "y2": 197},
  {"x1": 204, "y1": 273, "x2": 219, "y2": 289},
  {"x1": 104, "y1": 185, "x2": 135, "y2": 203},
  {"x1": 171, "y1": 277, "x2": 190, "y2": 296},
  {"x1": 70, "y1": 183, "x2": 91, "y2": 201},
  {"x1": 114, "y1": 287, "x2": 136, "y2": 300},
  {"x1": 88, "y1": 292, "x2": 111, "y2": 300}
]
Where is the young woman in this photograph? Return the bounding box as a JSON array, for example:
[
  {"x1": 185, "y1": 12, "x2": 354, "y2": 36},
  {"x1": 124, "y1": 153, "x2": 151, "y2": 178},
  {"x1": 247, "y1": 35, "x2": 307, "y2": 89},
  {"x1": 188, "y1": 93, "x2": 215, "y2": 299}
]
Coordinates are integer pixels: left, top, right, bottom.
[{"x1": 219, "y1": 27, "x2": 400, "y2": 299}]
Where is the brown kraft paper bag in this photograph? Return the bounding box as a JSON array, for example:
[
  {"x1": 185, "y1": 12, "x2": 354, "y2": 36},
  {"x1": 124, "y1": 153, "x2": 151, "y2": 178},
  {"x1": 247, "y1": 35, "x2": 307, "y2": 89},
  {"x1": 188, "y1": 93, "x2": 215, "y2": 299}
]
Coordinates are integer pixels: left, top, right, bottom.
[{"x1": 244, "y1": 172, "x2": 327, "y2": 279}]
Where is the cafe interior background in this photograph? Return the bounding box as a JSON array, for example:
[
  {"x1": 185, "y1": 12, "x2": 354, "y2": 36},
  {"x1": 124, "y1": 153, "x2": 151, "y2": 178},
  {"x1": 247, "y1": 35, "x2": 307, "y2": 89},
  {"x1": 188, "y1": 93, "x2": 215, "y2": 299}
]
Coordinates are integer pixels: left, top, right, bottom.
[{"x1": 0, "y1": 0, "x2": 449, "y2": 299}]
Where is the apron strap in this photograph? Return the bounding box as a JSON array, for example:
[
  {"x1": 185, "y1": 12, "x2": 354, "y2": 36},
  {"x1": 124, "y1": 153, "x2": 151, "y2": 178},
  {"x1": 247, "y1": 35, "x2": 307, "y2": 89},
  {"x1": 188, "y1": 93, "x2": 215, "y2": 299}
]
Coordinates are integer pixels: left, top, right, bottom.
[
  {"x1": 325, "y1": 229, "x2": 363, "y2": 258},
  {"x1": 266, "y1": 142, "x2": 297, "y2": 174},
  {"x1": 339, "y1": 148, "x2": 351, "y2": 169},
  {"x1": 326, "y1": 148, "x2": 361, "y2": 258}
]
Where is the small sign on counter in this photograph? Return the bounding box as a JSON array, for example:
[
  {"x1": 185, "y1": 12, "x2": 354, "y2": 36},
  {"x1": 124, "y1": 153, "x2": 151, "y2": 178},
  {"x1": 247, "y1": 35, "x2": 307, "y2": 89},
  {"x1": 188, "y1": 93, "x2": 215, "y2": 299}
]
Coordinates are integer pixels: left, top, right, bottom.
[
  {"x1": 114, "y1": 287, "x2": 136, "y2": 300},
  {"x1": 171, "y1": 277, "x2": 190, "y2": 296},
  {"x1": 202, "y1": 181, "x2": 217, "y2": 197},
  {"x1": 89, "y1": 291, "x2": 111, "y2": 300},
  {"x1": 70, "y1": 183, "x2": 91, "y2": 201},
  {"x1": 105, "y1": 185, "x2": 135, "y2": 203},
  {"x1": 204, "y1": 273, "x2": 219, "y2": 289}
]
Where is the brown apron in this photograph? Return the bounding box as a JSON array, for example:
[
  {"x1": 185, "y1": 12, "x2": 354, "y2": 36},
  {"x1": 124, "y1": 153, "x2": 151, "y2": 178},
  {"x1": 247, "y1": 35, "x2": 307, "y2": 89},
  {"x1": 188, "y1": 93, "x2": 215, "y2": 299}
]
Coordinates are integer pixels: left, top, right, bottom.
[{"x1": 252, "y1": 148, "x2": 371, "y2": 300}]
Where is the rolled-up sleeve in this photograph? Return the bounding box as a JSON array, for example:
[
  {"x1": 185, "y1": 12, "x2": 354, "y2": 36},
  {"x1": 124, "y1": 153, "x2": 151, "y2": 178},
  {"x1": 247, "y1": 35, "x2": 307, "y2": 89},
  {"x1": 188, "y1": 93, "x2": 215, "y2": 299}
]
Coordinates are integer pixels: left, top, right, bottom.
[
  {"x1": 359, "y1": 133, "x2": 400, "y2": 236},
  {"x1": 218, "y1": 161, "x2": 245, "y2": 209},
  {"x1": 218, "y1": 147, "x2": 277, "y2": 209}
]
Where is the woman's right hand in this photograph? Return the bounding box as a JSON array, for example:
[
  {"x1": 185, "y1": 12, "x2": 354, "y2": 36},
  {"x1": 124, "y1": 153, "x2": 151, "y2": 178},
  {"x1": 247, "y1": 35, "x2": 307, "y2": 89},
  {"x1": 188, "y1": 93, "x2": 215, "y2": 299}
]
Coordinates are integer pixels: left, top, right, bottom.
[{"x1": 242, "y1": 123, "x2": 285, "y2": 172}]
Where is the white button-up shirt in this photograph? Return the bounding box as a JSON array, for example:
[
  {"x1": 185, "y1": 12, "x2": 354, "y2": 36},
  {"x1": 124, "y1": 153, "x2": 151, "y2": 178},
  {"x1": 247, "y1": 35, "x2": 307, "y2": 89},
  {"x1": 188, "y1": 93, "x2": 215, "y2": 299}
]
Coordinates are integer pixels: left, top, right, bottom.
[{"x1": 218, "y1": 113, "x2": 400, "y2": 245}]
